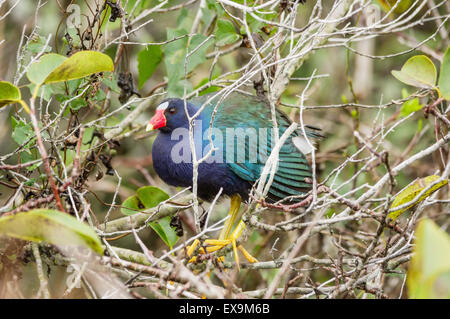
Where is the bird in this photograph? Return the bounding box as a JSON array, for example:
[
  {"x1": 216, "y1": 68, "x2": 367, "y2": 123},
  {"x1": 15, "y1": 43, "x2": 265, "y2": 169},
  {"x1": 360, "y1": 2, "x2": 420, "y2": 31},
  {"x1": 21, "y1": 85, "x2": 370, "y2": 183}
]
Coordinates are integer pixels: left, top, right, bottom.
[{"x1": 147, "y1": 91, "x2": 320, "y2": 267}]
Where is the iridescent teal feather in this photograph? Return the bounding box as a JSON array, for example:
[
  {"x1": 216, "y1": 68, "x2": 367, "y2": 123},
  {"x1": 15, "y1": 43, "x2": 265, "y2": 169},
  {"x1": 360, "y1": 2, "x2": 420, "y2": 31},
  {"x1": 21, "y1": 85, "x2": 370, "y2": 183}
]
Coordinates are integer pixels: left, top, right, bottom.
[{"x1": 189, "y1": 92, "x2": 320, "y2": 202}]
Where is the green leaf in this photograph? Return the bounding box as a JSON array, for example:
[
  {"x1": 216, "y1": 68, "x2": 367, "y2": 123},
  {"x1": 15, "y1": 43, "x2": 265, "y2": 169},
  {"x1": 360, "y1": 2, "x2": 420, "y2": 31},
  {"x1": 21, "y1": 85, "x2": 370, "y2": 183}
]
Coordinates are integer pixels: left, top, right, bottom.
[
  {"x1": 206, "y1": 0, "x2": 224, "y2": 17},
  {"x1": 0, "y1": 81, "x2": 21, "y2": 108},
  {"x1": 377, "y1": 0, "x2": 414, "y2": 14},
  {"x1": 27, "y1": 35, "x2": 52, "y2": 54},
  {"x1": 11, "y1": 116, "x2": 18, "y2": 129},
  {"x1": 20, "y1": 152, "x2": 41, "y2": 171},
  {"x1": 28, "y1": 83, "x2": 54, "y2": 101},
  {"x1": 12, "y1": 117, "x2": 48, "y2": 146},
  {"x1": 12, "y1": 120, "x2": 33, "y2": 146},
  {"x1": 93, "y1": 89, "x2": 107, "y2": 102},
  {"x1": 243, "y1": 12, "x2": 278, "y2": 34},
  {"x1": 389, "y1": 175, "x2": 448, "y2": 220},
  {"x1": 162, "y1": 28, "x2": 214, "y2": 97},
  {"x1": 67, "y1": 78, "x2": 84, "y2": 94},
  {"x1": 201, "y1": 6, "x2": 216, "y2": 32},
  {"x1": 438, "y1": 46, "x2": 450, "y2": 100},
  {"x1": 195, "y1": 77, "x2": 221, "y2": 95},
  {"x1": 120, "y1": 186, "x2": 178, "y2": 248},
  {"x1": 137, "y1": 45, "x2": 163, "y2": 89},
  {"x1": 417, "y1": 119, "x2": 423, "y2": 133},
  {"x1": 0, "y1": 209, "x2": 103, "y2": 254},
  {"x1": 391, "y1": 55, "x2": 437, "y2": 89},
  {"x1": 69, "y1": 98, "x2": 87, "y2": 111},
  {"x1": 215, "y1": 19, "x2": 240, "y2": 46},
  {"x1": 121, "y1": 186, "x2": 170, "y2": 216},
  {"x1": 164, "y1": 28, "x2": 189, "y2": 97},
  {"x1": 137, "y1": 186, "x2": 170, "y2": 209},
  {"x1": 176, "y1": 7, "x2": 189, "y2": 28},
  {"x1": 25, "y1": 178, "x2": 36, "y2": 186},
  {"x1": 187, "y1": 35, "x2": 213, "y2": 73},
  {"x1": 103, "y1": 75, "x2": 120, "y2": 93},
  {"x1": 26, "y1": 53, "x2": 68, "y2": 84},
  {"x1": 149, "y1": 216, "x2": 178, "y2": 250},
  {"x1": 121, "y1": 195, "x2": 142, "y2": 216},
  {"x1": 407, "y1": 219, "x2": 450, "y2": 298},
  {"x1": 400, "y1": 88, "x2": 422, "y2": 117},
  {"x1": 44, "y1": 51, "x2": 114, "y2": 84}
]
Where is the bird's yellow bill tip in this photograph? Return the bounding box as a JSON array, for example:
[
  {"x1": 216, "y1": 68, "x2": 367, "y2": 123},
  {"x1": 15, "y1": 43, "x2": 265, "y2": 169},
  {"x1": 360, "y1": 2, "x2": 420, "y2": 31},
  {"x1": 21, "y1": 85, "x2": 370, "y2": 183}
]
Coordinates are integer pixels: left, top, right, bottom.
[{"x1": 146, "y1": 123, "x2": 154, "y2": 131}]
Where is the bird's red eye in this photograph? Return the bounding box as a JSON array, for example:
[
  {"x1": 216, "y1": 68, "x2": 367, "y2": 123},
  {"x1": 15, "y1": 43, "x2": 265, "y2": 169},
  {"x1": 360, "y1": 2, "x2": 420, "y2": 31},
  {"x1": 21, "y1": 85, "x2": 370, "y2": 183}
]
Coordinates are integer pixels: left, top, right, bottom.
[{"x1": 168, "y1": 107, "x2": 176, "y2": 114}]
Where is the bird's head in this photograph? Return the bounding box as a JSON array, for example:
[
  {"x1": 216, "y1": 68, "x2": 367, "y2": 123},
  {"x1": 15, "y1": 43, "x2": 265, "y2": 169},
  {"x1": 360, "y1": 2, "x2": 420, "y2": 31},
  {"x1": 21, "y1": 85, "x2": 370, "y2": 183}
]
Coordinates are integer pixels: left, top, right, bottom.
[{"x1": 146, "y1": 98, "x2": 196, "y2": 133}]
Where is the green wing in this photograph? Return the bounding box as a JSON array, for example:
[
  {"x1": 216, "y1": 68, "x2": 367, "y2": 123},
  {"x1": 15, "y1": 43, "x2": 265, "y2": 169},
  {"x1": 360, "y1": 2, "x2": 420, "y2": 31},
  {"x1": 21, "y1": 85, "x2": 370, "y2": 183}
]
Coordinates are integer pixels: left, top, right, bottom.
[{"x1": 190, "y1": 92, "x2": 317, "y2": 202}]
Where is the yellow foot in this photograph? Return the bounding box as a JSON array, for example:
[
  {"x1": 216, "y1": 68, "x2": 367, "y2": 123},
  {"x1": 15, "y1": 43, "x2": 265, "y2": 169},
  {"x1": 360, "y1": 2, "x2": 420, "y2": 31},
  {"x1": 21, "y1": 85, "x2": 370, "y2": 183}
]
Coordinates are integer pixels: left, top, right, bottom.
[
  {"x1": 185, "y1": 221, "x2": 258, "y2": 269},
  {"x1": 238, "y1": 245, "x2": 258, "y2": 264},
  {"x1": 185, "y1": 195, "x2": 258, "y2": 269}
]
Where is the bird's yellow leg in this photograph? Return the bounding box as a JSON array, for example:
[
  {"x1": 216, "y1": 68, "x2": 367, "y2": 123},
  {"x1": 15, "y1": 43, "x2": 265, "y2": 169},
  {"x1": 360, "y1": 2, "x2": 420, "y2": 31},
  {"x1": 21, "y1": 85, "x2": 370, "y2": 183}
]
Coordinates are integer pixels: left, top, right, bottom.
[
  {"x1": 186, "y1": 195, "x2": 240, "y2": 261},
  {"x1": 204, "y1": 245, "x2": 225, "y2": 253},
  {"x1": 214, "y1": 194, "x2": 242, "y2": 268},
  {"x1": 238, "y1": 245, "x2": 258, "y2": 263},
  {"x1": 186, "y1": 239, "x2": 200, "y2": 257},
  {"x1": 228, "y1": 220, "x2": 258, "y2": 267},
  {"x1": 203, "y1": 239, "x2": 230, "y2": 246},
  {"x1": 186, "y1": 195, "x2": 257, "y2": 267},
  {"x1": 229, "y1": 219, "x2": 244, "y2": 269},
  {"x1": 218, "y1": 194, "x2": 242, "y2": 240}
]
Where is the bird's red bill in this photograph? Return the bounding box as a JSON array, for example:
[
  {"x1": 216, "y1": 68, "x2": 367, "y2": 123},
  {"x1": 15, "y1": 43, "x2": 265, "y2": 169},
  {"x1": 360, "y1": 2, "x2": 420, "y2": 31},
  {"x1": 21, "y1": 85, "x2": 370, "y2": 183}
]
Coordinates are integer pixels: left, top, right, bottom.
[{"x1": 147, "y1": 109, "x2": 166, "y2": 131}]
